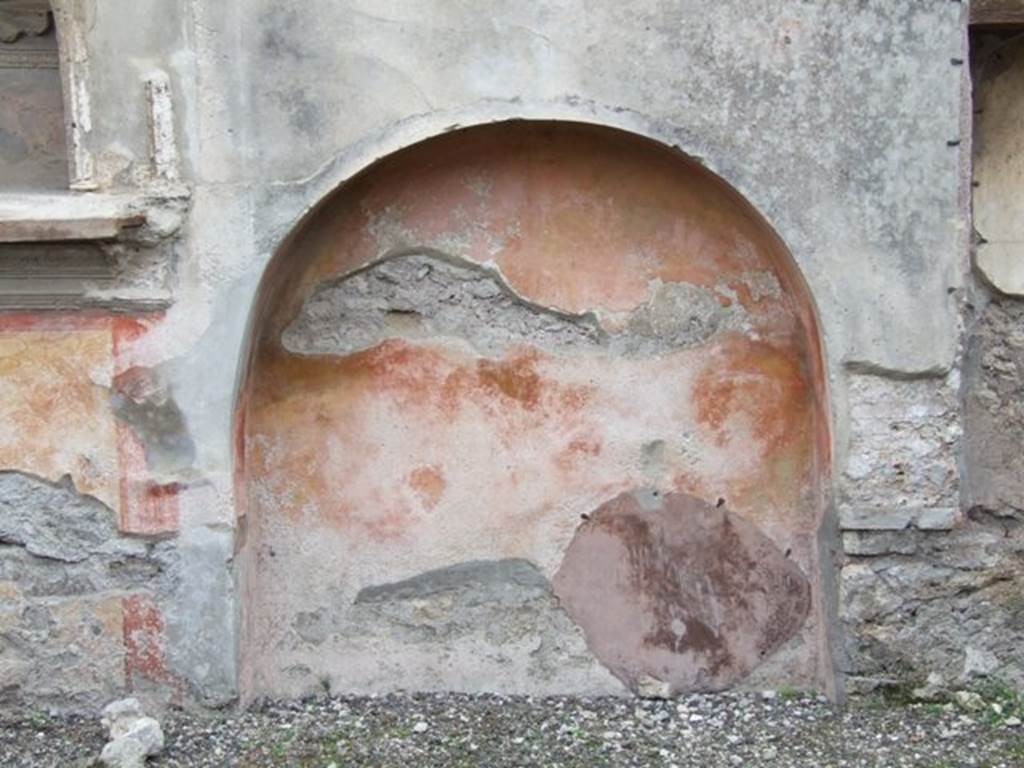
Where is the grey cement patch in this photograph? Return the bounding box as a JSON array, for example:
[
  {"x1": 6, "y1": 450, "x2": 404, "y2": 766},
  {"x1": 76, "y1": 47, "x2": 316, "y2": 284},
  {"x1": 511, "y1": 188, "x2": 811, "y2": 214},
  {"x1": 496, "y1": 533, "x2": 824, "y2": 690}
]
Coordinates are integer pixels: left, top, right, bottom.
[
  {"x1": 282, "y1": 251, "x2": 605, "y2": 357},
  {"x1": 0, "y1": 471, "x2": 121, "y2": 563},
  {"x1": 614, "y1": 282, "x2": 743, "y2": 356},
  {"x1": 354, "y1": 558, "x2": 550, "y2": 605},
  {"x1": 281, "y1": 252, "x2": 745, "y2": 359},
  {"x1": 347, "y1": 558, "x2": 581, "y2": 649},
  {"x1": 278, "y1": 559, "x2": 623, "y2": 696}
]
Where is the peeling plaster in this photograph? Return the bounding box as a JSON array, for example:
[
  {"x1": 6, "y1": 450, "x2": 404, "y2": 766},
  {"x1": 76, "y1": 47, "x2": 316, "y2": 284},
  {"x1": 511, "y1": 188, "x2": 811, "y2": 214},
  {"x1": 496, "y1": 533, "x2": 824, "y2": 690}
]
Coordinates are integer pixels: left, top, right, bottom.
[{"x1": 282, "y1": 251, "x2": 749, "y2": 359}]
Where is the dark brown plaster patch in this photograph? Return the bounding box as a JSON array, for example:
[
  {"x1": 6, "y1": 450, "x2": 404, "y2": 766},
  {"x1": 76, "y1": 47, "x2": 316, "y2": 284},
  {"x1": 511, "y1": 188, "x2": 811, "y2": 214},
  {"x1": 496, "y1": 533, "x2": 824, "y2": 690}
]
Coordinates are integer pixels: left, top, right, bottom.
[{"x1": 552, "y1": 491, "x2": 810, "y2": 694}]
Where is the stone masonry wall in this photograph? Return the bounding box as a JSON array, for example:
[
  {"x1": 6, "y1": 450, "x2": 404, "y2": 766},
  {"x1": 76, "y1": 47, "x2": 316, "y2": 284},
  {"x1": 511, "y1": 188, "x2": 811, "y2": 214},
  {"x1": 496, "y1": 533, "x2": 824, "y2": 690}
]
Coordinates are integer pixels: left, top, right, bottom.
[
  {"x1": 838, "y1": 296, "x2": 1024, "y2": 695},
  {"x1": 835, "y1": 23, "x2": 1024, "y2": 697},
  {"x1": 0, "y1": 472, "x2": 178, "y2": 711}
]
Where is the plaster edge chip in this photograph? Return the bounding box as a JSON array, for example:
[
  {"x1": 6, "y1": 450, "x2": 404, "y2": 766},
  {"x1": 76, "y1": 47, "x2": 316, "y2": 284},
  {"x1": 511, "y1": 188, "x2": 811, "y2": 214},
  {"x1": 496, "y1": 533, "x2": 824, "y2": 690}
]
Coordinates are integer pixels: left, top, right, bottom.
[
  {"x1": 976, "y1": 242, "x2": 1024, "y2": 297},
  {"x1": 281, "y1": 250, "x2": 748, "y2": 360}
]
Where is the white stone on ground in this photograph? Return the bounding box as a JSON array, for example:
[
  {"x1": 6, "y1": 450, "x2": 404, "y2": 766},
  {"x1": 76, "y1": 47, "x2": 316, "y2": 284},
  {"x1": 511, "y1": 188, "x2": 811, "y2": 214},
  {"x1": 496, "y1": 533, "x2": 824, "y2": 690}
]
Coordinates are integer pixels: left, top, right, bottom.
[{"x1": 98, "y1": 697, "x2": 165, "y2": 768}]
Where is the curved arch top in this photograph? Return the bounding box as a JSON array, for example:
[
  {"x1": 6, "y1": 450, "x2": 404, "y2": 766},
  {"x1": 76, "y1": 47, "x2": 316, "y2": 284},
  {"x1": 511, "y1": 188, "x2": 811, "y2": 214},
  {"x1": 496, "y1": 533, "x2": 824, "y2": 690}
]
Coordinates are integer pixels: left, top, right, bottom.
[{"x1": 236, "y1": 120, "x2": 835, "y2": 700}]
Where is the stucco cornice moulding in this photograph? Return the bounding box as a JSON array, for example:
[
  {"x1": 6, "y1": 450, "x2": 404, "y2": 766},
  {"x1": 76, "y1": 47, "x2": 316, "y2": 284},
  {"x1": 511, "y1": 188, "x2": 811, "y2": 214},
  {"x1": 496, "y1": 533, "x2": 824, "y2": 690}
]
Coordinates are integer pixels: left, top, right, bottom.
[{"x1": 0, "y1": 188, "x2": 188, "y2": 243}]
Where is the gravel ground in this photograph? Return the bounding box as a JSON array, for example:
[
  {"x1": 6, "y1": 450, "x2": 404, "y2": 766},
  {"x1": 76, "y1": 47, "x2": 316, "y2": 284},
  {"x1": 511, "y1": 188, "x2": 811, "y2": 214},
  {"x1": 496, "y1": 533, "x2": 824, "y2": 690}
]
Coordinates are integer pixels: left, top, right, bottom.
[{"x1": 2, "y1": 692, "x2": 1023, "y2": 768}]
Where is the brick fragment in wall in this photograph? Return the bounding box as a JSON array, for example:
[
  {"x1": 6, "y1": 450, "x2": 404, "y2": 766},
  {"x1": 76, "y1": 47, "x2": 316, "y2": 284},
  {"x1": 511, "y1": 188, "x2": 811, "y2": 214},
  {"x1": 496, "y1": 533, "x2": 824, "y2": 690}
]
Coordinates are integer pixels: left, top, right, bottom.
[
  {"x1": 839, "y1": 516, "x2": 1024, "y2": 689},
  {"x1": 281, "y1": 252, "x2": 749, "y2": 358},
  {"x1": 839, "y1": 506, "x2": 959, "y2": 531},
  {"x1": 842, "y1": 373, "x2": 960, "y2": 508},
  {"x1": 0, "y1": 470, "x2": 178, "y2": 711},
  {"x1": 963, "y1": 298, "x2": 1024, "y2": 518}
]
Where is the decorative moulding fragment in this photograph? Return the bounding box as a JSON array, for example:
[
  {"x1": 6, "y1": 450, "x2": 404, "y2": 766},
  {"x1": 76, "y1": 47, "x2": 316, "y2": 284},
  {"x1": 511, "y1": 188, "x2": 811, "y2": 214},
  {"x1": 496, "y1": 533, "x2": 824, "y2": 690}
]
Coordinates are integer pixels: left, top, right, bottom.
[
  {"x1": 0, "y1": 188, "x2": 187, "y2": 310},
  {"x1": 0, "y1": 193, "x2": 145, "y2": 243}
]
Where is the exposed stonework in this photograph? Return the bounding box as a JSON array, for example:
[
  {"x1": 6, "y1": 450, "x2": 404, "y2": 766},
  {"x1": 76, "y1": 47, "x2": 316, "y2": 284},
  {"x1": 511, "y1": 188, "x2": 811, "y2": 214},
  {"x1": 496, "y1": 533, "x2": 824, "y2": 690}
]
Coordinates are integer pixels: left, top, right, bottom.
[
  {"x1": 840, "y1": 513, "x2": 1024, "y2": 693},
  {"x1": 0, "y1": 471, "x2": 121, "y2": 563},
  {"x1": 838, "y1": 295, "x2": 1024, "y2": 693},
  {"x1": 282, "y1": 251, "x2": 747, "y2": 359},
  {"x1": 282, "y1": 252, "x2": 604, "y2": 357},
  {"x1": 0, "y1": 471, "x2": 177, "y2": 710}
]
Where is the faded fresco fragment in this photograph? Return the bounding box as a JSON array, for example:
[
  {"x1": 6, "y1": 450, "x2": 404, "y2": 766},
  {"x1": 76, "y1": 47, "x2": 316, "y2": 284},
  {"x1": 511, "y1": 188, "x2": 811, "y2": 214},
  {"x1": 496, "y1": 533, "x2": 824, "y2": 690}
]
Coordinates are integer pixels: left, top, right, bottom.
[{"x1": 237, "y1": 122, "x2": 830, "y2": 699}]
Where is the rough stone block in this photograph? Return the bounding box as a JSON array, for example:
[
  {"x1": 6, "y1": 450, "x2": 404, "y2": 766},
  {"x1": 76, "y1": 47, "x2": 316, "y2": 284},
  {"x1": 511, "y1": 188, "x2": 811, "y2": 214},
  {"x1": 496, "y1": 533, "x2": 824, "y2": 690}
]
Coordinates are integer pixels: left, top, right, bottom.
[
  {"x1": 840, "y1": 507, "x2": 916, "y2": 531},
  {"x1": 976, "y1": 243, "x2": 1024, "y2": 297},
  {"x1": 916, "y1": 507, "x2": 960, "y2": 530},
  {"x1": 0, "y1": 594, "x2": 126, "y2": 710},
  {"x1": 839, "y1": 506, "x2": 958, "y2": 531},
  {"x1": 0, "y1": 471, "x2": 119, "y2": 562},
  {"x1": 841, "y1": 531, "x2": 917, "y2": 556}
]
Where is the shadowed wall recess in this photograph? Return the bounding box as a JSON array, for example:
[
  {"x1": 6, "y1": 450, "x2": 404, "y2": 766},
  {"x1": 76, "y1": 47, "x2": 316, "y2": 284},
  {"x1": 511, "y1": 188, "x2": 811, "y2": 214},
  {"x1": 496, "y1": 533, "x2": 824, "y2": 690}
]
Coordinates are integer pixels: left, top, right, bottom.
[{"x1": 235, "y1": 121, "x2": 834, "y2": 701}]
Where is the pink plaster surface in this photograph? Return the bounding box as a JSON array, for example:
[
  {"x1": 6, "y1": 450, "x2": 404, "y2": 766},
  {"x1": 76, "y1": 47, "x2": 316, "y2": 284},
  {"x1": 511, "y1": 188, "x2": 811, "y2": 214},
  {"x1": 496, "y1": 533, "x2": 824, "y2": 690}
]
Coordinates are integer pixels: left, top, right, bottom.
[
  {"x1": 0, "y1": 311, "x2": 177, "y2": 534},
  {"x1": 553, "y1": 491, "x2": 812, "y2": 693}
]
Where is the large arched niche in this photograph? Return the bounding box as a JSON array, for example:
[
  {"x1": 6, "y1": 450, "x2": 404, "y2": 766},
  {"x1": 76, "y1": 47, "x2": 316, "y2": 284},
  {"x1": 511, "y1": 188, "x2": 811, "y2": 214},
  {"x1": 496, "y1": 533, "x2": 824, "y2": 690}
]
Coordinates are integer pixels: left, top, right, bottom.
[{"x1": 234, "y1": 120, "x2": 835, "y2": 701}]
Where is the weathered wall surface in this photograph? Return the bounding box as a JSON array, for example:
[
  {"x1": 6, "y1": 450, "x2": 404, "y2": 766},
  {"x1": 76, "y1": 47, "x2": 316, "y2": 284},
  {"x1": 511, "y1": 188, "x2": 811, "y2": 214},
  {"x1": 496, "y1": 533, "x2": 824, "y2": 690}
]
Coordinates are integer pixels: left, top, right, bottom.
[
  {"x1": 3, "y1": 0, "x2": 1013, "y2": 711},
  {"x1": 838, "y1": 298, "x2": 1024, "y2": 694},
  {"x1": 0, "y1": 314, "x2": 185, "y2": 710},
  {"x1": 835, "y1": 22, "x2": 1024, "y2": 696},
  {"x1": 238, "y1": 123, "x2": 831, "y2": 699}
]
